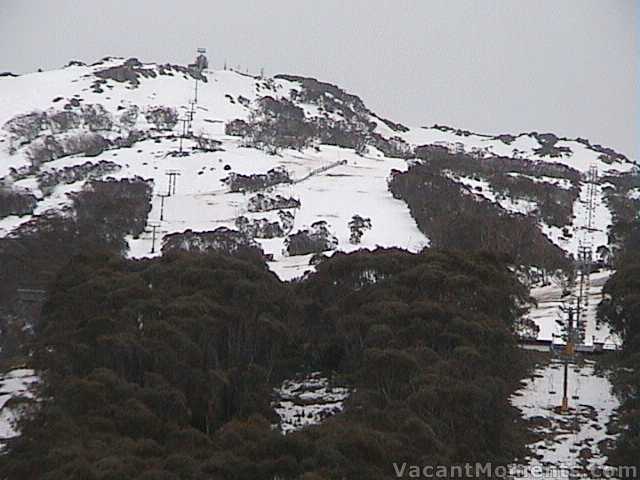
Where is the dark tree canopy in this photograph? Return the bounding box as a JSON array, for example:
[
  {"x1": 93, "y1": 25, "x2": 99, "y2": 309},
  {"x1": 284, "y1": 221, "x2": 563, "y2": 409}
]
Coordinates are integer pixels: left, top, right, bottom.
[{"x1": 1, "y1": 248, "x2": 532, "y2": 480}]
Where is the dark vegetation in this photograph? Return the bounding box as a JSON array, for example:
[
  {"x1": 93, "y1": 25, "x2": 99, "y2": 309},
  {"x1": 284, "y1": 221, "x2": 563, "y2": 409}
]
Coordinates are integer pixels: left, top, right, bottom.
[
  {"x1": 37, "y1": 160, "x2": 121, "y2": 196},
  {"x1": 1, "y1": 247, "x2": 532, "y2": 479},
  {"x1": 226, "y1": 76, "x2": 411, "y2": 158},
  {"x1": 574, "y1": 138, "x2": 631, "y2": 165},
  {"x1": 193, "y1": 136, "x2": 222, "y2": 152},
  {"x1": 597, "y1": 194, "x2": 640, "y2": 471},
  {"x1": 0, "y1": 188, "x2": 38, "y2": 218},
  {"x1": 161, "y1": 227, "x2": 265, "y2": 261},
  {"x1": 426, "y1": 127, "x2": 631, "y2": 166},
  {"x1": 238, "y1": 96, "x2": 316, "y2": 153},
  {"x1": 0, "y1": 178, "x2": 152, "y2": 358},
  {"x1": 285, "y1": 221, "x2": 338, "y2": 256},
  {"x1": 275, "y1": 75, "x2": 408, "y2": 134},
  {"x1": 3, "y1": 102, "x2": 174, "y2": 172},
  {"x1": 247, "y1": 193, "x2": 300, "y2": 213},
  {"x1": 27, "y1": 132, "x2": 110, "y2": 165},
  {"x1": 235, "y1": 210, "x2": 295, "y2": 239},
  {"x1": 412, "y1": 146, "x2": 581, "y2": 227},
  {"x1": 601, "y1": 172, "x2": 640, "y2": 255},
  {"x1": 144, "y1": 107, "x2": 178, "y2": 131},
  {"x1": 223, "y1": 167, "x2": 292, "y2": 193},
  {"x1": 348, "y1": 215, "x2": 371, "y2": 244},
  {"x1": 389, "y1": 154, "x2": 573, "y2": 276},
  {"x1": 93, "y1": 57, "x2": 207, "y2": 92},
  {"x1": 531, "y1": 133, "x2": 572, "y2": 158},
  {"x1": 2, "y1": 59, "x2": 636, "y2": 478}
]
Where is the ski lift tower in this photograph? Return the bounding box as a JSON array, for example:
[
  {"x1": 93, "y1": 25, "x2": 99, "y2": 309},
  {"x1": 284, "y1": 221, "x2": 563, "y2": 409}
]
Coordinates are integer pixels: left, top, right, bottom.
[
  {"x1": 575, "y1": 165, "x2": 598, "y2": 345},
  {"x1": 165, "y1": 169, "x2": 182, "y2": 196},
  {"x1": 146, "y1": 220, "x2": 162, "y2": 254}
]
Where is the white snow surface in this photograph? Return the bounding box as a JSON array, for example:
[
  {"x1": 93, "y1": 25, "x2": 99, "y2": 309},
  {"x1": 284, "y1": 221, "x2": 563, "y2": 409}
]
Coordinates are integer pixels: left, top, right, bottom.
[
  {"x1": 510, "y1": 359, "x2": 621, "y2": 478},
  {"x1": 0, "y1": 58, "x2": 637, "y2": 279},
  {"x1": 540, "y1": 180, "x2": 613, "y2": 259},
  {"x1": 526, "y1": 270, "x2": 620, "y2": 348},
  {"x1": 403, "y1": 126, "x2": 636, "y2": 175},
  {"x1": 113, "y1": 140, "x2": 428, "y2": 280},
  {"x1": 450, "y1": 173, "x2": 538, "y2": 215},
  {"x1": 0, "y1": 368, "x2": 38, "y2": 442},
  {"x1": 272, "y1": 372, "x2": 350, "y2": 434}
]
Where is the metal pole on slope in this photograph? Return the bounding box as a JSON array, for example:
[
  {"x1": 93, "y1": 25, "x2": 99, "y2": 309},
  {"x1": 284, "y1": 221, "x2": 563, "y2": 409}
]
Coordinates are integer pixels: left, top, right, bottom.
[
  {"x1": 562, "y1": 358, "x2": 569, "y2": 412},
  {"x1": 147, "y1": 221, "x2": 161, "y2": 254},
  {"x1": 575, "y1": 167, "x2": 597, "y2": 344},
  {"x1": 157, "y1": 193, "x2": 169, "y2": 221},
  {"x1": 561, "y1": 307, "x2": 575, "y2": 413},
  {"x1": 576, "y1": 247, "x2": 585, "y2": 342},
  {"x1": 165, "y1": 170, "x2": 181, "y2": 197},
  {"x1": 165, "y1": 171, "x2": 173, "y2": 197},
  {"x1": 178, "y1": 118, "x2": 189, "y2": 154}
]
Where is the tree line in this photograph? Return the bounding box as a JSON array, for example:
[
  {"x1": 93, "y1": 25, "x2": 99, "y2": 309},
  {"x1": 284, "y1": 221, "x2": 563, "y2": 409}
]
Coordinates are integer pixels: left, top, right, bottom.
[
  {"x1": 1, "y1": 247, "x2": 533, "y2": 479},
  {"x1": 597, "y1": 213, "x2": 640, "y2": 471}
]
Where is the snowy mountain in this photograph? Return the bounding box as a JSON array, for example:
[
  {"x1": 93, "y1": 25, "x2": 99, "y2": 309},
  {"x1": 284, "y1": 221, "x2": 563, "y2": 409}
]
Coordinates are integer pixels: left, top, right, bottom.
[
  {"x1": 0, "y1": 56, "x2": 637, "y2": 474},
  {"x1": 0, "y1": 56, "x2": 637, "y2": 282}
]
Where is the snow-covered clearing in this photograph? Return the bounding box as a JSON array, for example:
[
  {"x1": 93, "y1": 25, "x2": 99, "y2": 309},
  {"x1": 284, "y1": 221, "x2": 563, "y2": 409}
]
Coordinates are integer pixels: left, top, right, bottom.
[
  {"x1": 403, "y1": 126, "x2": 636, "y2": 175},
  {"x1": 449, "y1": 173, "x2": 538, "y2": 215},
  {"x1": 117, "y1": 140, "x2": 428, "y2": 280},
  {"x1": 541, "y1": 180, "x2": 612, "y2": 259},
  {"x1": 0, "y1": 59, "x2": 636, "y2": 281},
  {"x1": 0, "y1": 368, "x2": 38, "y2": 446},
  {"x1": 510, "y1": 358, "x2": 621, "y2": 478},
  {"x1": 526, "y1": 270, "x2": 619, "y2": 348},
  {"x1": 272, "y1": 372, "x2": 350, "y2": 434}
]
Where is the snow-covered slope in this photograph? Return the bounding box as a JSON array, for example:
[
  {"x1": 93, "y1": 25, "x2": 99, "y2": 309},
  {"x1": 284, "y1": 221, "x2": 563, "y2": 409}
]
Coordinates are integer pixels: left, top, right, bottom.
[
  {"x1": 404, "y1": 126, "x2": 635, "y2": 175},
  {"x1": 0, "y1": 368, "x2": 38, "y2": 447},
  {"x1": 524, "y1": 269, "x2": 620, "y2": 348},
  {"x1": 273, "y1": 372, "x2": 350, "y2": 434},
  {"x1": 0, "y1": 57, "x2": 637, "y2": 280},
  {"x1": 510, "y1": 359, "x2": 620, "y2": 477}
]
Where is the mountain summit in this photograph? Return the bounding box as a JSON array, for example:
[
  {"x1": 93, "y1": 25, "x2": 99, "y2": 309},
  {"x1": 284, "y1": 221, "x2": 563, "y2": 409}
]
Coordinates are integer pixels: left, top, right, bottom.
[{"x1": 0, "y1": 56, "x2": 637, "y2": 281}]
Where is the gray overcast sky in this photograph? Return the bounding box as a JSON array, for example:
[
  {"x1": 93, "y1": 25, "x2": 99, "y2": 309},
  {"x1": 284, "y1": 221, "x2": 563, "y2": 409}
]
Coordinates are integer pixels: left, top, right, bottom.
[{"x1": 1, "y1": 0, "x2": 638, "y2": 159}]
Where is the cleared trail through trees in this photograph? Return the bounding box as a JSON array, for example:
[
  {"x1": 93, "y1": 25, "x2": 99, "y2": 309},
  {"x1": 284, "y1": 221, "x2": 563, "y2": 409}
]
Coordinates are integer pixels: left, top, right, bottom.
[
  {"x1": 510, "y1": 358, "x2": 620, "y2": 478},
  {"x1": 512, "y1": 274, "x2": 622, "y2": 478},
  {"x1": 527, "y1": 270, "x2": 620, "y2": 349}
]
